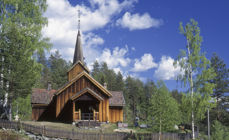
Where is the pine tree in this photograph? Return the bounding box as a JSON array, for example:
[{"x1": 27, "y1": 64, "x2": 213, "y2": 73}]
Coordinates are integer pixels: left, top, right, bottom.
[
  {"x1": 48, "y1": 51, "x2": 71, "y2": 89},
  {"x1": 114, "y1": 71, "x2": 124, "y2": 91},
  {"x1": 210, "y1": 53, "x2": 229, "y2": 120},
  {"x1": 36, "y1": 51, "x2": 51, "y2": 88},
  {"x1": 91, "y1": 60, "x2": 100, "y2": 77},
  {"x1": 211, "y1": 120, "x2": 225, "y2": 140}
]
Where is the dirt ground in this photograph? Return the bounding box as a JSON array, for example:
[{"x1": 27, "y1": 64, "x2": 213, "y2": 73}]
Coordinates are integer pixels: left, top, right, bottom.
[
  {"x1": 22, "y1": 121, "x2": 118, "y2": 133},
  {"x1": 0, "y1": 129, "x2": 30, "y2": 140}
]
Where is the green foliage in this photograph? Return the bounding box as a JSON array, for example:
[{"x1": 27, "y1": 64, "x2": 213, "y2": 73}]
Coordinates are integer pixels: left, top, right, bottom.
[
  {"x1": 0, "y1": 0, "x2": 51, "y2": 101},
  {"x1": 211, "y1": 120, "x2": 226, "y2": 140},
  {"x1": 35, "y1": 50, "x2": 71, "y2": 90},
  {"x1": 124, "y1": 76, "x2": 145, "y2": 124},
  {"x1": 48, "y1": 51, "x2": 71, "y2": 89},
  {"x1": 12, "y1": 94, "x2": 31, "y2": 121},
  {"x1": 210, "y1": 53, "x2": 229, "y2": 121},
  {"x1": 148, "y1": 81, "x2": 181, "y2": 132},
  {"x1": 91, "y1": 61, "x2": 124, "y2": 91},
  {"x1": 210, "y1": 53, "x2": 229, "y2": 100}
]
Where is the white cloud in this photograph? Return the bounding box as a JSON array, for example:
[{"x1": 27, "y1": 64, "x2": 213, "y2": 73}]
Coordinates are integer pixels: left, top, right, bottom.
[
  {"x1": 95, "y1": 46, "x2": 131, "y2": 69},
  {"x1": 154, "y1": 56, "x2": 183, "y2": 80},
  {"x1": 132, "y1": 53, "x2": 157, "y2": 72},
  {"x1": 116, "y1": 12, "x2": 162, "y2": 30}
]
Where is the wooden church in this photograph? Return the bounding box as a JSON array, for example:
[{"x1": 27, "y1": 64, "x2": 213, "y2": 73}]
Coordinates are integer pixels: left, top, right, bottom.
[{"x1": 31, "y1": 29, "x2": 125, "y2": 123}]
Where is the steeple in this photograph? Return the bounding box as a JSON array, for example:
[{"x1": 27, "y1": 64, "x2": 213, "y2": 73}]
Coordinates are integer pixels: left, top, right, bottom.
[{"x1": 73, "y1": 9, "x2": 83, "y2": 65}]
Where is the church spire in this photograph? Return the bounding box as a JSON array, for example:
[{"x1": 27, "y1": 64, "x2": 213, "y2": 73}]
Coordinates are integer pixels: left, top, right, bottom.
[{"x1": 73, "y1": 9, "x2": 83, "y2": 65}]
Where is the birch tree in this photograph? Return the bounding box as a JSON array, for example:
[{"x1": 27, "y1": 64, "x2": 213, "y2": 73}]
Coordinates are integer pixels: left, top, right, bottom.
[
  {"x1": 174, "y1": 19, "x2": 215, "y2": 139},
  {"x1": 0, "y1": 0, "x2": 50, "y2": 120}
]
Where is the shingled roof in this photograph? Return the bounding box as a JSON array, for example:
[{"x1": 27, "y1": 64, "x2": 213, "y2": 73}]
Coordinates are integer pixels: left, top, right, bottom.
[
  {"x1": 109, "y1": 91, "x2": 125, "y2": 106},
  {"x1": 31, "y1": 88, "x2": 56, "y2": 104}
]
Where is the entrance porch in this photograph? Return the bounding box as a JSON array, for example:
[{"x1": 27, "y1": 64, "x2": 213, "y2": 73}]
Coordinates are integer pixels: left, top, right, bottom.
[{"x1": 71, "y1": 88, "x2": 108, "y2": 122}]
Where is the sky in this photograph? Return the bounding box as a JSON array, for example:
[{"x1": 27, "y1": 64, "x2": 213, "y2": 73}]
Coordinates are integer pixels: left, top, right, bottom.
[{"x1": 42, "y1": 0, "x2": 229, "y2": 91}]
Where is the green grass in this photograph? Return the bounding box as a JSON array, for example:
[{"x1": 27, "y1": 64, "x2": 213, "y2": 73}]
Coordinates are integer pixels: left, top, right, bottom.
[{"x1": 127, "y1": 127, "x2": 152, "y2": 133}]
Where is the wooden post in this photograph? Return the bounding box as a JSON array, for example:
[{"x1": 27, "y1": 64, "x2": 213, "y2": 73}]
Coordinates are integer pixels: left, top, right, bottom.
[
  {"x1": 79, "y1": 109, "x2": 81, "y2": 120},
  {"x1": 93, "y1": 109, "x2": 95, "y2": 120},
  {"x1": 106, "y1": 99, "x2": 109, "y2": 122},
  {"x1": 102, "y1": 101, "x2": 105, "y2": 122},
  {"x1": 99, "y1": 101, "x2": 102, "y2": 122}
]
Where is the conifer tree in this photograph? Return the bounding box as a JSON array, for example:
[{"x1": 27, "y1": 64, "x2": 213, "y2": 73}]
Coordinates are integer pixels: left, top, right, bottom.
[
  {"x1": 148, "y1": 81, "x2": 180, "y2": 138},
  {"x1": 210, "y1": 53, "x2": 229, "y2": 120}
]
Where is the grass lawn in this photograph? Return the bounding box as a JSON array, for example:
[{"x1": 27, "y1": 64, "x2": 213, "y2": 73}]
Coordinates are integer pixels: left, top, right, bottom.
[{"x1": 0, "y1": 129, "x2": 31, "y2": 140}]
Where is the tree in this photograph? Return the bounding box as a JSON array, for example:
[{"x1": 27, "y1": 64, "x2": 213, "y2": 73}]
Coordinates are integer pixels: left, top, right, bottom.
[
  {"x1": 148, "y1": 81, "x2": 181, "y2": 139},
  {"x1": 174, "y1": 19, "x2": 216, "y2": 139},
  {"x1": 0, "y1": 0, "x2": 50, "y2": 120},
  {"x1": 124, "y1": 76, "x2": 142, "y2": 125},
  {"x1": 142, "y1": 80, "x2": 156, "y2": 120},
  {"x1": 210, "y1": 53, "x2": 229, "y2": 120},
  {"x1": 48, "y1": 51, "x2": 71, "y2": 89}
]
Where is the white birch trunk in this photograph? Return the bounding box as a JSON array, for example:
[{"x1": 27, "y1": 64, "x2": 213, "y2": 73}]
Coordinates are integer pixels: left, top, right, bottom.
[{"x1": 187, "y1": 41, "x2": 195, "y2": 139}]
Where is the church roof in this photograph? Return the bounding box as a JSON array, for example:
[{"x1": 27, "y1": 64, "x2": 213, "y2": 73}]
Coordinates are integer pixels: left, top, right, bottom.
[
  {"x1": 73, "y1": 30, "x2": 83, "y2": 65},
  {"x1": 109, "y1": 91, "x2": 125, "y2": 106},
  {"x1": 31, "y1": 88, "x2": 56, "y2": 104}
]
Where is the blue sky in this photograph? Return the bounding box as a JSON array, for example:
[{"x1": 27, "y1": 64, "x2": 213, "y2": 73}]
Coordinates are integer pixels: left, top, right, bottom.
[{"x1": 43, "y1": 0, "x2": 229, "y2": 91}]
